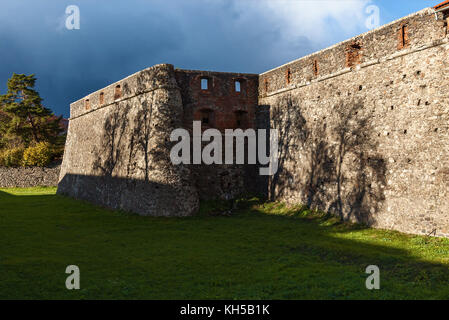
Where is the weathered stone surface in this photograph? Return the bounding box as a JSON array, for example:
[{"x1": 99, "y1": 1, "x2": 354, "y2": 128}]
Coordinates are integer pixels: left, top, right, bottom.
[
  {"x1": 0, "y1": 163, "x2": 60, "y2": 188},
  {"x1": 259, "y1": 8, "x2": 449, "y2": 238},
  {"x1": 58, "y1": 64, "x2": 200, "y2": 216}
]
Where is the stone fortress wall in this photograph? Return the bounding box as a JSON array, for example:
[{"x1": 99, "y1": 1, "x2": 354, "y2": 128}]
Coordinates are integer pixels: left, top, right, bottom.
[
  {"x1": 59, "y1": 6, "x2": 449, "y2": 236},
  {"x1": 58, "y1": 64, "x2": 260, "y2": 215},
  {"x1": 259, "y1": 8, "x2": 449, "y2": 237},
  {"x1": 58, "y1": 64, "x2": 200, "y2": 216}
]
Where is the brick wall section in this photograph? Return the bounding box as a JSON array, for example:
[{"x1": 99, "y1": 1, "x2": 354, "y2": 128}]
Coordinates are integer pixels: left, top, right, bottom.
[
  {"x1": 397, "y1": 24, "x2": 410, "y2": 50},
  {"x1": 175, "y1": 69, "x2": 260, "y2": 200},
  {"x1": 345, "y1": 42, "x2": 363, "y2": 68},
  {"x1": 175, "y1": 69, "x2": 258, "y2": 132}
]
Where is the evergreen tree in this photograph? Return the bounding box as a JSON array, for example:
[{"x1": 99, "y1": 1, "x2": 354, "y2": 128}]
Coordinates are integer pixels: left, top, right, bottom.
[{"x1": 0, "y1": 73, "x2": 63, "y2": 147}]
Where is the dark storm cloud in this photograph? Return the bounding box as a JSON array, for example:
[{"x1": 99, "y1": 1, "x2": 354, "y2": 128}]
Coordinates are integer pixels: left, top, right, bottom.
[{"x1": 0, "y1": 0, "x2": 368, "y2": 117}]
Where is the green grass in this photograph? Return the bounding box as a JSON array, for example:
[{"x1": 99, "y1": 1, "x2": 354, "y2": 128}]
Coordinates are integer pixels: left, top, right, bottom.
[{"x1": 0, "y1": 187, "x2": 448, "y2": 299}]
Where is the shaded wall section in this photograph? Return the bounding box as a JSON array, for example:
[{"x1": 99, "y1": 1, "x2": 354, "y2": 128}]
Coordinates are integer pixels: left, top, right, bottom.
[
  {"x1": 175, "y1": 69, "x2": 261, "y2": 200},
  {"x1": 58, "y1": 64, "x2": 199, "y2": 216},
  {"x1": 259, "y1": 8, "x2": 449, "y2": 237}
]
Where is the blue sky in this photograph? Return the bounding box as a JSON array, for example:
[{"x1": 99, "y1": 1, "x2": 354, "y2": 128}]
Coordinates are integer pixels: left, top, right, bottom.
[{"x1": 0, "y1": 0, "x2": 438, "y2": 117}]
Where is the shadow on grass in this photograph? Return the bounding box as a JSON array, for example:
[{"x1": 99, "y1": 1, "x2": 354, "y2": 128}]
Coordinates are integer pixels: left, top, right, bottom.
[{"x1": 1, "y1": 189, "x2": 449, "y2": 299}]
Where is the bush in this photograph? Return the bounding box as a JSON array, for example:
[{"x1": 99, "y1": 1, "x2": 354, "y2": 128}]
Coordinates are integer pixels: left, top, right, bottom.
[
  {"x1": 0, "y1": 147, "x2": 24, "y2": 167},
  {"x1": 22, "y1": 142, "x2": 53, "y2": 167}
]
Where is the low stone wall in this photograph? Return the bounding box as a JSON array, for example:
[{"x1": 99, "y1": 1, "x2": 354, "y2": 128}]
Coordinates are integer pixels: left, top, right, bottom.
[{"x1": 0, "y1": 163, "x2": 61, "y2": 188}]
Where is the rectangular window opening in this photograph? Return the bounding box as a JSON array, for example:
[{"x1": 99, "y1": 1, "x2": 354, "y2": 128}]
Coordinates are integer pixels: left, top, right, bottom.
[
  {"x1": 346, "y1": 42, "x2": 362, "y2": 68},
  {"x1": 401, "y1": 25, "x2": 406, "y2": 47},
  {"x1": 398, "y1": 25, "x2": 409, "y2": 50},
  {"x1": 200, "y1": 109, "x2": 213, "y2": 126},
  {"x1": 286, "y1": 68, "x2": 291, "y2": 84},
  {"x1": 114, "y1": 85, "x2": 122, "y2": 100},
  {"x1": 235, "y1": 81, "x2": 241, "y2": 92},
  {"x1": 201, "y1": 78, "x2": 208, "y2": 90},
  {"x1": 313, "y1": 60, "x2": 318, "y2": 76},
  {"x1": 235, "y1": 110, "x2": 248, "y2": 129}
]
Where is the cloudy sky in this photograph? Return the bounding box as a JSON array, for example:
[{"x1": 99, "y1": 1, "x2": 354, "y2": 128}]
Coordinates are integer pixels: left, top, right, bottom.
[{"x1": 0, "y1": 0, "x2": 433, "y2": 117}]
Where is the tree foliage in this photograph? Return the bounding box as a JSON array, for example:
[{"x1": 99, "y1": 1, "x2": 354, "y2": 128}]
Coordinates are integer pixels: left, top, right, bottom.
[
  {"x1": 22, "y1": 142, "x2": 53, "y2": 167},
  {"x1": 0, "y1": 73, "x2": 66, "y2": 166}
]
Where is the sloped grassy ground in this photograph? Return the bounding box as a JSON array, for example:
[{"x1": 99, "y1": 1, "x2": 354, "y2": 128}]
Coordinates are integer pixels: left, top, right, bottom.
[{"x1": 0, "y1": 187, "x2": 448, "y2": 299}]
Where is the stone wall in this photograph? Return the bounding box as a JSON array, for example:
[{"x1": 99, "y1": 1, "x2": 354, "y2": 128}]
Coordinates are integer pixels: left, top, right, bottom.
[
  {"x1": 258, "y1": 8, "x2": 449, "y2": 237},
  {"x1": 0, "y1": 164, "x2": 61, "y2": 188},
  {"x1": 58, "y1": 64, "x2": 199, "y2": 216},
  {"x1": 259, "y1": 8, "x2": 445, "y2": 96},
  {"x1": 58, "y1": 64, "x2": 261, "y2": 214}
]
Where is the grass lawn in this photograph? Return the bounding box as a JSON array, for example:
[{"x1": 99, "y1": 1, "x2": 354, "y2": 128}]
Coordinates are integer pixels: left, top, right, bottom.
[{"x1": 0, "y1": 187, "x2": 448, "y2": 299}]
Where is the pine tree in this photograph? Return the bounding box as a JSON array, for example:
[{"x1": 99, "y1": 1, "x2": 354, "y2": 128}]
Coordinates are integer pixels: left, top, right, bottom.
[{"x1": 0, "y1": 73, "x2": 63, "y2": 147}]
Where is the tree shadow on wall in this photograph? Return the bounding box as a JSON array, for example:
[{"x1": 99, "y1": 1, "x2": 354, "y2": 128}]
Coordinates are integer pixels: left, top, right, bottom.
[
  {"x1": 269, "y1": 94, "x2": 387, "y2": 225},
  {"x1": 92, "y1": 103, "x2": 131, "y2": 176},
  {"x1": 127, "y1": 99, "x2": 154, "y2": 182},
  {"x1": 83, "y1": 99, "x2": 179, "y2": 214},
  {"x1": 268, "y1": 95, "x2": 307, "y2": 201},
  {"x1": 330, "y1": 101, "x2": 387, "y2": 224},
  {"x1": 92, "y1": 99, "x2": 156, "y2": 182}
]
